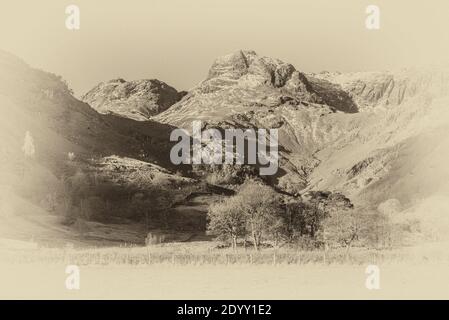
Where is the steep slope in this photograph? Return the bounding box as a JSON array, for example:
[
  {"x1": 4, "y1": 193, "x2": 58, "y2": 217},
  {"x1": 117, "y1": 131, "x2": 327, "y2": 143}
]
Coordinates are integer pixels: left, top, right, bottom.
[
  {"x1": 306, "y1": 67, "x2": 449, "y2": 203},
  {"x1": 0, "y1": 50, "x2": 189, "y2": 177},
  {"x1": 308, "y1": 92, "x2": 449, "y2": 204},
  {"x1": 0, "y1": 50, "x2": 200, "y2": 245},
  {"x1": 82, "y1": 78, "x2": 186, "y2": 121}
]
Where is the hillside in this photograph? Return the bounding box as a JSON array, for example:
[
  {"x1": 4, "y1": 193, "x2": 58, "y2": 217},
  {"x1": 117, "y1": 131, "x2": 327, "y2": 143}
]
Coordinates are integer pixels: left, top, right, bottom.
[{"x1": 0, "y1": 50, "x2": 211, "y2": 246}]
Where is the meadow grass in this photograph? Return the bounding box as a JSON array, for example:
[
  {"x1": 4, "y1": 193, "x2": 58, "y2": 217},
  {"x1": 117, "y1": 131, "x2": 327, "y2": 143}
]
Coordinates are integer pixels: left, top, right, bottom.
[{"x1": 1, "y1": 241, "x2": 441, "y2": 266}]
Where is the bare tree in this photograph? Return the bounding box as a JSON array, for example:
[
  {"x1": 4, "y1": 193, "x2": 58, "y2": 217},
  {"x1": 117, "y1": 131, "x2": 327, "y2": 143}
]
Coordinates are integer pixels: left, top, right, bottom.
[
  {"x1": 208, "y1": 197, "x2": 246, "y2": 250},
  {"x1": 235, "y1": 179, "x2": 283, "y2": 251},
  {"x1": 22, "y1": 131, "x2": 35, "y2": 159}
]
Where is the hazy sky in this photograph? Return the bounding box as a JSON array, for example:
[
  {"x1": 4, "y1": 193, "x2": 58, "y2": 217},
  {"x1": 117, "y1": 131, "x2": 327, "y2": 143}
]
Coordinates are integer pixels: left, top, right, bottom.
[{"x1": 1, "y1": 0, "x2": 448, "y2": 96}]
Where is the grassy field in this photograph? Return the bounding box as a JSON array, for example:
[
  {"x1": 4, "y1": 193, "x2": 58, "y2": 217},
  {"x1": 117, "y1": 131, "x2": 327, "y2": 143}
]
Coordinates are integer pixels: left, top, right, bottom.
[{"x1": 1, "y1": 240, "x2": 447, "y2": 266}]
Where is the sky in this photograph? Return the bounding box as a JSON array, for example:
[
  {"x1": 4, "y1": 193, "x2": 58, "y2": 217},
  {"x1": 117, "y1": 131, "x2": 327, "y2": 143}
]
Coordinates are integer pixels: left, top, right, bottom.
[{"x1": 0, "y1": 0, "x2": 448, "y2": 97}]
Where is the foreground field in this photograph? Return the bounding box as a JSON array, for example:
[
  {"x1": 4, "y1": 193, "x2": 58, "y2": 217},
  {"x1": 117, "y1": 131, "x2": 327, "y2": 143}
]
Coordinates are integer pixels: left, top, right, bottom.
[
  {"x1": 1, "y1": 262, "x2": 449, "y2": 299},
  {"x1": 1, "y1": 241, "x2": 449, "y2": 299}
]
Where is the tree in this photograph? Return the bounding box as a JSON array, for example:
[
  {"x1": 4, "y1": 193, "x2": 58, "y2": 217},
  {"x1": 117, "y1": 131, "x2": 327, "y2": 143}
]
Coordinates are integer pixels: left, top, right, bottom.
[
  {"x1": 307, "y1": 192, "x2": 353, "y2": 251},
  {"x1": 284, "y1": 199, "x2": 310, "y2": 240},
  {"x1": 207, "y1": 179, "x2": 284, "y2": 250},
  {"x1": 208, "y1": 197, "x2": 246, "y2": 250},
  {"x1": 283, "y1": 191, "x2": 355, "y2": 250},
  {"x1": 22, "y1": 131, "x2": 35, "y2": 159},
  {"x1": 237, "y1": 179, "x2": 283, "y2": 250},
  {"x1": 362, "y1": 211, "x2": 405, "y2": 249},
  {"x1": 302, "y1": 202, "x2": 328, "y2": 239},
  {"x1": 322, "y1": 208, "x2": 361, "y2": 257},
  {"x1": 20, "y1": 131, "x2": 36, "y2": 177}
]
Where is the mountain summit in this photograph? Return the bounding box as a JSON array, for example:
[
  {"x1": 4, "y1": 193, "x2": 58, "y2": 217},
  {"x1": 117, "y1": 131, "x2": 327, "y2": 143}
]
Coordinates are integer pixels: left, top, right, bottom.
[{"x1": 82, "y1": 78, "x2": 186, "y2": 121}]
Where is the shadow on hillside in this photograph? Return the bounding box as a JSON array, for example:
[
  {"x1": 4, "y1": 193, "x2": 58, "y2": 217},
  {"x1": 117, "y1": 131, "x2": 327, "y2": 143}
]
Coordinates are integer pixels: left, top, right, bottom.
[
  {"x1": 308, "y1": 77, "x2": 359, "y2": 113},
  {"x1": 99, "y1": 113, "x2": 193, "y2": 174}
]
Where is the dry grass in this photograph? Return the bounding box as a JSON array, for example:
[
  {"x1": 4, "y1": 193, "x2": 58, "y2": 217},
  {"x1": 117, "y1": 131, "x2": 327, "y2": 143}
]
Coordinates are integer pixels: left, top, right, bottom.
[{"x1": 1, "y1": 240, "x2": 444, "y2": 266}]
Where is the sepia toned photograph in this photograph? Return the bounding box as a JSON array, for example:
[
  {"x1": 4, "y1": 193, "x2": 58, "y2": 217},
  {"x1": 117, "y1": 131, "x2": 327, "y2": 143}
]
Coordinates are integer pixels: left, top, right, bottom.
[{"x1": 1, "y1": 0, "x2": 449, "y2": 305}]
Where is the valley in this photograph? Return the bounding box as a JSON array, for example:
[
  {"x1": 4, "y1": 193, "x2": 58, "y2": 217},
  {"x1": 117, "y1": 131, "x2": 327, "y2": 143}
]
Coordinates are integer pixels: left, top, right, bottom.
[{"x1": 1, "y1": 48, "x2": 449, "y2": 251}]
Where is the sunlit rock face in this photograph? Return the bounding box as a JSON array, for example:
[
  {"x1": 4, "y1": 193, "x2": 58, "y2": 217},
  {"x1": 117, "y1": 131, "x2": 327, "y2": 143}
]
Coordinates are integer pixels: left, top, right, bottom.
[{"x1": 82, "y1": 78, "x2": 186, "y2": 121}]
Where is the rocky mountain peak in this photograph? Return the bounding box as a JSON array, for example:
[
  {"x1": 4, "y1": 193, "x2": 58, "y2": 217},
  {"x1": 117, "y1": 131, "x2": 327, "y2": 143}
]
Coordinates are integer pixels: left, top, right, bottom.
[
  {"x1": 82, "y1": 78, "x2": 185, "y2": 121},
  {"x1": 156, "y1": 50, "x2": 359, "y2": 130},
  {"x1": 206, "y1": 50, "x2": 299, "y2": 89}
]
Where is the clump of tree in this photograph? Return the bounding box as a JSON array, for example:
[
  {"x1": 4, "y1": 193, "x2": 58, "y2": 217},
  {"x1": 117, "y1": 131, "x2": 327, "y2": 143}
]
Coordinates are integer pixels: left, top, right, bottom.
[
  {"x1": 283, "y1": 191, "x2": 355, "y2": 249},
  {"x1": 208, "y1": 181, "x2": 373, "y2": 251}
]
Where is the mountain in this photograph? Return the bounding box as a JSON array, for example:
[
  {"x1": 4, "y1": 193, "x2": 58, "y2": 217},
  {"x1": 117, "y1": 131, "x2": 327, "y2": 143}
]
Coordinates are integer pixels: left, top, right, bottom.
[
  {"x1": 3, "y1": 47, "x2": 449, "y2": 244},
  {"x1": 0, "y1": 50, "x2": 190, "y2": 174},
  {"x1": 0, "y1": 50, "x2": 209, "y2": 245},
  {"x1": 82, "y1": 78, "x2": 186, "y2": 121},
  {"x1": 155, "y1": 50, "x2": 449, "y2": 236},
  {"x1": 155, "y1": 50, "x2": 358, "y2": 127}
]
